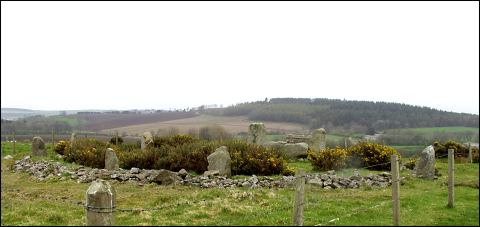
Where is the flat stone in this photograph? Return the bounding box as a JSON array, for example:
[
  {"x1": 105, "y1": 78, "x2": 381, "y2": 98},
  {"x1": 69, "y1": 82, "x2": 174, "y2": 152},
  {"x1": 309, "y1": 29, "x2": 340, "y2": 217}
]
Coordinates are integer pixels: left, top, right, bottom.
[
  {"x1": 153, "y1": 169, "x2": 181, "y2": 185},
  {"x1": 204, "y1": 170, "x2": 220, "y2": 177},
  {"x1": 307, "y1": 178, "x2": 323, "y2": 187},
  {"x1": 130, "y1": 167, "x2": 140, "y2": 174},
  {"x1": 4, "y1": 155, "x2": 13, "y2": 160}
]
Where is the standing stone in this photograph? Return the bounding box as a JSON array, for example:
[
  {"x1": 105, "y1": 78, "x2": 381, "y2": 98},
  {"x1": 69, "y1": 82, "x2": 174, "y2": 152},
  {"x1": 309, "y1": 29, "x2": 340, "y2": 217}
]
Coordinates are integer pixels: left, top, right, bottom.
[
  {"x1": 70, "y1": 132, "x2": 76, "y2": 144},
  {"x1": 282, "y1": 142, "x2": 309, "y2": 159},
  {"x1": 86, "y1": 179, "x2": 116, "y2": 226},
  {"x1": 345, "y1": 137, "x2": 354, "y2": 148},
  {"x1": 414, "y1": 145, "x2": 436, "y2": 179},
  {"x1": 32, "y1": 137, "x2": 47, "y2": 156},
  {"x1": 141, "y1": 132, "x2": 154, "y2": 151},
  {"x1": 105, "y1": 148, "x2": 119, "y2": 170},
  {"x1": 248, "y1": 123, "x2": 266, "y2": 145},
  {"x1": 310, "y1": 128, "x2": 326, "y2": 151},
  {"x1": 207, "y1": 146, "x2": 231, "y2": 177}
]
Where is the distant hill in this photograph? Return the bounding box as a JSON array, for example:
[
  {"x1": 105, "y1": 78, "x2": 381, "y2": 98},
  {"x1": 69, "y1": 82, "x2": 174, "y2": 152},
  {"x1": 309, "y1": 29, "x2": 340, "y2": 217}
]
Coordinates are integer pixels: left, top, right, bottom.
[
  {"x1": 1, "y1": 108, "x2": 114, "y2": 120},
  {"x1": 1, "y1": 110, "x2": 198, "y2": 135},
  {"x1": 1, "y1": 108, "x2": 57, "y2": 120},
  {"x1": 1, "y1": 108, "x2": 36, "y2": 113},
  {"x1": 208, "y1": 98, "x2": 479, "y2": 134}
]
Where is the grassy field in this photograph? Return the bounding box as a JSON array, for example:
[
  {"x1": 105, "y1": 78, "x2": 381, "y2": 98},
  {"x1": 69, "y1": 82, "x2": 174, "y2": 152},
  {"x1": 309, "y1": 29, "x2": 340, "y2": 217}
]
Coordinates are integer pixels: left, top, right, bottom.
[
  {"x1": 1, "y1": 142, "x2": 479, "y2": 226},
  {"x1": 392, "y1": 145, "x2": 426, "y2": 158},
  {"x1": 100, "y1": 115, "x2": 309, "y2": 136},
  {"x1": 385, "y1": 127, "x2": 479, "y2": 134}
]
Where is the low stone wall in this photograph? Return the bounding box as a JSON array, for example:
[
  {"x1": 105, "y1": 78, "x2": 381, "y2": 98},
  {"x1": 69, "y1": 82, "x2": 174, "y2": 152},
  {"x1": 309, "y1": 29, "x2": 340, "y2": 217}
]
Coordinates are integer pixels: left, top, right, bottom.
[{"x1": 9, "y1": 156, "x2": 401, "y2": 190}]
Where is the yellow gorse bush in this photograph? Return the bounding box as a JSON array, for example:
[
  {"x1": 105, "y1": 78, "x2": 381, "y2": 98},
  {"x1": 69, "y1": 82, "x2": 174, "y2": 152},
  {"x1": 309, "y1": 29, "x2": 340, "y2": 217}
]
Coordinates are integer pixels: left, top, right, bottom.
[
  {"x1": 307, "y1": 147, "x2": 348, "y2": 171},
  {"x1": 347, "y1": 142, "x2": 400, "y2": 170},
  {"x1": 54, "y1": 140, "x2": 70, "y2": 155}
]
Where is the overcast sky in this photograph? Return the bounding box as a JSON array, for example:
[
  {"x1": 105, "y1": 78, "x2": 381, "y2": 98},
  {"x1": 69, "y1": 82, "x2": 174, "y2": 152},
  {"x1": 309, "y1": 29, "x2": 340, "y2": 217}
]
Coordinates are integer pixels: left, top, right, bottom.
[{"x1": 1, "y1": 1, "x2": 479, "y2": 114}]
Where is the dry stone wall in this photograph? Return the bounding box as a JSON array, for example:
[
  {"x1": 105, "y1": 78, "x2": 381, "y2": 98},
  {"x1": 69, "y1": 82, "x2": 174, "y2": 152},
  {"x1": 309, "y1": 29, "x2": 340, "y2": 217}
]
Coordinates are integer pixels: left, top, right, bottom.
[{"x1": 10, "y1": 156, "x2": 402, "y2": 190}]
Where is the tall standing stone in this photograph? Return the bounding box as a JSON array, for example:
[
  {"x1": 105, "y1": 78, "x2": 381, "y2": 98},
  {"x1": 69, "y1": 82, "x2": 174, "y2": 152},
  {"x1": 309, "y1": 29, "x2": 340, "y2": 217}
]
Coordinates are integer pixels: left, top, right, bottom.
[
  {"x1": 105, "y1": 148, "x2": 119, "y2": 170},
  {"x1": 32, "y1": 137, "x2": 47, "y2": 156},
  {"x1": 70, "y1": 132, "x2": 77, "y2": 144},
  {"x1": 141, "y1": 132, "x2": 154, "y2": 151},
  {"x1": 248, "y1": 123, "x2": 266, "y2": 145},
  {"x1": 207, "y1": 146, "x2": 231, "y2": 177},
  {"x1": 86, "y1": 179, "x2": 116, "y2": 226},
  {"x1": 414, "y1": 145, "x2": 436, "y2": 179},
  {"x1": 310, "y1": 128, "x2": 326, "y2": 151}
]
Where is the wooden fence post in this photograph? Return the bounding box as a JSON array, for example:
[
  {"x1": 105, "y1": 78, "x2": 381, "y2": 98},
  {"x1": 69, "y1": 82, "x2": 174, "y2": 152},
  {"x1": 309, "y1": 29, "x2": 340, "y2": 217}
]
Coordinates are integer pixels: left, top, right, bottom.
[
  {"x1": 115, "y1": 131, "x2": 118, "y2": 146},
  {"x1": 391, "y1": 154, "x2": 400, "y2": 226},
  {"x1": 448, "y1": 149, "x2": 455, "y2": 208},
  {"x1": 292, "y1": 169, "x2": 305, "y2": 226},
  {"x1": 86, "y1": 179, "x2": 116, "y2": 226}
]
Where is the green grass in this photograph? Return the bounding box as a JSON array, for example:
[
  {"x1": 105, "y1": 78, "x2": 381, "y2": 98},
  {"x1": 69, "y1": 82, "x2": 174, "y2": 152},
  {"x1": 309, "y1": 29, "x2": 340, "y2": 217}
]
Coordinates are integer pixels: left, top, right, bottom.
[
  {"x1": 265, "y1": 134, "x2": 286, "y2": 142},
  {"x1": 386, "y1": 127, "x2": 479, "y2": 134},
  {"x1": 1, "y1": 142, "x2": 479, "y2": 226},
  {"x1": 263, "y1": 134, "x2": 352, "y2": 143},
  {"x1": 392, "y1": 145, "x2": 425, "y2": 158},
  {"x1": 1, "y1": 142, "x2": 78, "y2": 168},
  {"x1": 50, "y1": 115, "x2": 88, "y2": 128}
]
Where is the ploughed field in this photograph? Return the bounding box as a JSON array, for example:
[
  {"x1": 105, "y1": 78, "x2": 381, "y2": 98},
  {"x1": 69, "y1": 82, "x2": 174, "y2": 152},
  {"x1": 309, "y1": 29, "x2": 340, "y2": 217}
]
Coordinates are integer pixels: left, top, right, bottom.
[
  {"x1": 99, "y1": 115, "x2": 309, "y2": 136},
  {"x1": 1, "y1": 142, "x2": 478, "y2": 226}
]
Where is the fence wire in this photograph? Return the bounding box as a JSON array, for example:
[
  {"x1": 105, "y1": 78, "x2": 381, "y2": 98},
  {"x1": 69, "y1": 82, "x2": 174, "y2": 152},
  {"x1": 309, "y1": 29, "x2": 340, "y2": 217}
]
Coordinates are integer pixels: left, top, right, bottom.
[
  {"x1": 313, "y1": 200, "x2": 389, "y2": 226},
  {"x1": 2, "y1": 149, "x2": 463, "y2": 225}
]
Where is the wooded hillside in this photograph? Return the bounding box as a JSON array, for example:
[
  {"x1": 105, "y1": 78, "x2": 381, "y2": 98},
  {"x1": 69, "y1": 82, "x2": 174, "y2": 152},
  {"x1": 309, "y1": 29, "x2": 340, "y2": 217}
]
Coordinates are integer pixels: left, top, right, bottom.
[{"x1": 211, "y1": 98, "x2": 479, "y2": 133}]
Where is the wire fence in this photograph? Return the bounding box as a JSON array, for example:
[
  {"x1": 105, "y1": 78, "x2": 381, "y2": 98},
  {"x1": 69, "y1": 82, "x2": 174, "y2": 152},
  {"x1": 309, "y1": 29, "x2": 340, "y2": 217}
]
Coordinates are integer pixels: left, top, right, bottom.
[{"x1": 2, "y1": 138, "x2": 469, "y2": 225}]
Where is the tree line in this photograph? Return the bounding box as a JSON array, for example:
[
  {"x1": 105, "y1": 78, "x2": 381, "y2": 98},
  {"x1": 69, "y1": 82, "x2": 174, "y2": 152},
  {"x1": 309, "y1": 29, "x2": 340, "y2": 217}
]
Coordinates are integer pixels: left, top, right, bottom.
[{"x1": 212, "y1": 98, "x2": 479, "y2": 133}]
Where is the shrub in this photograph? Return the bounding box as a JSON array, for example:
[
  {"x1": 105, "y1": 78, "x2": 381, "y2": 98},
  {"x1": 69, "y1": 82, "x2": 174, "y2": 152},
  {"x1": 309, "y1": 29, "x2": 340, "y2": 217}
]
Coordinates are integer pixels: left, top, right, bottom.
[
  {"x1": 224, "y1": 140, "x2": 286, "y2": 176},
  {"x1": 199, "y1": 125, "x2": 232, "y2": 141},
  {"x1": 433, "y1": 140, "x2": 470, "y2": 158},
  {"x1": 472, "y1": 147, "x2": 479, "y2": 163},
  {"x1": 61, "y1": 136, "x2": 289, "y2": 176},
  {"x1": 307, "y1": 147, "x2": 348, "y2": 171},
  {"x1": 282, "y1": 165, "x2": 296, "y2": 176},
  {"x1": 109, "y1": 136, "x2": 123, "y2": 145},
  {"x1": 159, "y1": 141, "x2": 218, "y2": 172},
  {"x1": 54, "y1": 140, "x2": 70, "y2": 155},
  {"x1": 64, "y1": 138, "x2": 110, "y2": 168},
  {"x1": 404, "y1": 157, "x2": 416, "y2": 170},
  {"x1": 326, "y1": 139, "x2": 345, "y2": 149},
  {"x1": 347, "y1": 142, "x2": 400, "y2": 170},
  {"x1": 117, "y1": 148, "x2": 164, "y2": 170},
  {"x1": 153, "y1": 134, "x2": 196, "y2": 147},
  {"x1": 117, "y1": 141, "x2": 141, "y2": 152}
]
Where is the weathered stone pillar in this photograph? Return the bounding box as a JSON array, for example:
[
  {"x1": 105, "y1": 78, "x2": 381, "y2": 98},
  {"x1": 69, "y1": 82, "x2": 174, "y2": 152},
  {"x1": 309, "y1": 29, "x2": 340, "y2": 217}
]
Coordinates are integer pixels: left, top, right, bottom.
[
  {"x1": 86, "y1": 179, "x2": 116, "y2": 226},
  {"x1": 414, "y1": 145, "x2": 436, "y2": 179},
  {"x1": 32, "y1": 137, "x2": 47, "y2": 156},
  {"x1": 70, "y1": 132, "x2": 77, "y2": 144},
  {"x1": 207, "y1": 146, "x2": 232, "y2": 177},
  {"x1": 310, "y1": 128, "x2": 326, "y2": 151},
  {"x1": 105, "y1": 148, "x2": 119, "y2": 170},
  {"x1": 141, "y1": 132, "x2": 153, "y2": 151},
  {"x1": 248, "y1": 123, "x2": 266, "y2": 145}
]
